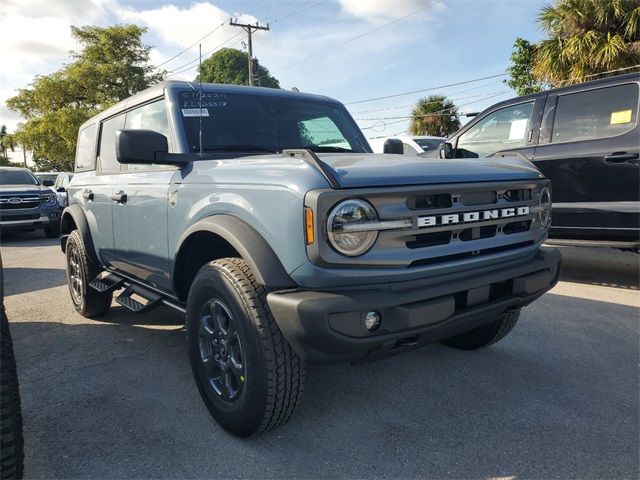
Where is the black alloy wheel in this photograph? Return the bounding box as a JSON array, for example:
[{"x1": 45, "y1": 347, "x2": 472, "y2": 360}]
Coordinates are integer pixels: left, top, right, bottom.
[{"x1": 197, "y1": 299, "x2": 245, "y2": 401}]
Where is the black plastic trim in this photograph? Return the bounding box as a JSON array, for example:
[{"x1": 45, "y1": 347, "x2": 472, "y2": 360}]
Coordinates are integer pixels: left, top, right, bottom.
[{"x1": 173, "y1": 215, "x2": 296, "y2": 289}]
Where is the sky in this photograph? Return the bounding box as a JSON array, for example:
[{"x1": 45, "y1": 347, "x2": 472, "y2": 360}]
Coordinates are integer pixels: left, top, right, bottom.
[{"x1": 0, "y1": 0, "x2": 547, "y2": 155}]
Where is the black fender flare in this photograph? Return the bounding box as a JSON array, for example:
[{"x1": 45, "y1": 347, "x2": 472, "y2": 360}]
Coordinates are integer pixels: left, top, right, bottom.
[
  {"x1": 60, "y1": 205, "x2": 99, "y2": 264},
  {"x1": 173, "y1": 215, "x2": 296, "y2": 289}
]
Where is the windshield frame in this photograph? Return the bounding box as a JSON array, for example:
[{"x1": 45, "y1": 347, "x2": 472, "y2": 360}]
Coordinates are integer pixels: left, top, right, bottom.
[{"x1": 168, "y1": 87, "x2": 372, "y2": 157}]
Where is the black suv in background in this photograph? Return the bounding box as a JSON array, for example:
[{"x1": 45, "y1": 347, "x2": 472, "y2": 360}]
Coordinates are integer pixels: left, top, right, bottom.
[{"x1": 444, "y1": 72, "x2": 639, "y2": 250}]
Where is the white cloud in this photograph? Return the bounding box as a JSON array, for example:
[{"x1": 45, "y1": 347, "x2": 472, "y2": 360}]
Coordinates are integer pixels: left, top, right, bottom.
[{"x1": 337, "y1": 0, "x2": 445, "y2": 23}]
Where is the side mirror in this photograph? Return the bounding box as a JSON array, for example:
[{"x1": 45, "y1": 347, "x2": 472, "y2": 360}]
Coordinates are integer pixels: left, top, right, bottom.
[
  {"x1": 383, "y1": 138, "x2": 403, "y2": 155},
  {"x1": 116, "y1": 129, "x2": 187, "y2": 165},
  {"x1": 56, "y1": 187, "x2": 66, "y2": 193},
  {"x1": 42, "y1": 179, "x2": 54, "y2": 187},
  {"x1": 439, "y1": 142, "x2": 454, "y2": 159}
]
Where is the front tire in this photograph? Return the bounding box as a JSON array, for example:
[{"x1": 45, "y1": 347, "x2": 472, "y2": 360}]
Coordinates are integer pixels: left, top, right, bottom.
[
  {"x1": 441, "y1": 310, "x2": 521, "y2": 350},
  {"x1": 65, "y1": 230, "x2": 112, "y2": 318},
  {"x1": 186, "y1": 258, "x2": 305, "y2": 437}
]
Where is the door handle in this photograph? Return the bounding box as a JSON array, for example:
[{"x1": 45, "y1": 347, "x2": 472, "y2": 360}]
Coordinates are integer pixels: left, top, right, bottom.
[
  {"x1": 82, "y1": 190, "x2": 94, "y2": 201},
  {"x1": 111, "y1": 191, "x2": 127, "y2": 204},
  {"x1": 604, "y1": 152, "x2": 639, "y2": 163}
]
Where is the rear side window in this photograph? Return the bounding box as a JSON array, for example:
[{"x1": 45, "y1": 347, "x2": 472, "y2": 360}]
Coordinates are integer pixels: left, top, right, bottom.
[
  {"x1": 75, "y1": 123, "x2": 97, "y2": 171},
  {"x1": 98, "y1": 114, "x2": 126, "y2": 173},
  {"x1": 552, "y1": 83, "x2": 639, "y2": 143}
]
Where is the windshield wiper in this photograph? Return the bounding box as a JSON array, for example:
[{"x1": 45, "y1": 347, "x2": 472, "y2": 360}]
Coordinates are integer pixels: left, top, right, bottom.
[
  {"x1": 195, "y1": 145, "x2": 277, "y2": 154},
  {"x1": 309, "y1": 146, "x2": 354, "y2": 153}
]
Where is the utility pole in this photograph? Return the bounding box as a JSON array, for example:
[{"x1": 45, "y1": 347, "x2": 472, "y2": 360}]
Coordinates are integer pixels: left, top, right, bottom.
[{"x1": 229, "y1": 19, "x2": 269, "y2": 86}]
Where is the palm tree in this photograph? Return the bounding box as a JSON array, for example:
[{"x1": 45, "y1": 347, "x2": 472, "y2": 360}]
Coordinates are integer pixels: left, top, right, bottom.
[
  {"x1": 409, "y1": 95, "x2": 461, "y2": 137},
  {"x1": 0, "y1": 125, "x2": 15, "y2": 160},
  {"x1": 534, "y1": 0, "x2": 640, "y2": 86}
]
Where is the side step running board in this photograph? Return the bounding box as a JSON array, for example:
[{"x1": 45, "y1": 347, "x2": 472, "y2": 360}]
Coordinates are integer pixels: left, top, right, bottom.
[
  {"x1": 89, "y1": 272, "x2": 124, "y2": 294},
  {"x1": 88, "y1": 270, "x2": 186, "y2": 315},
  {"x1": 115, "y1": 285, "x2": 162, "y2": 314}
]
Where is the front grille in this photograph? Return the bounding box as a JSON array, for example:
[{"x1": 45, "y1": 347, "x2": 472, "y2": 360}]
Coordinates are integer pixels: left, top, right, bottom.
[
  {"x1": 310, "y1": 179, "x2": 549, "y2": 268},
  {"x1": 0, "y1": 195, "x2": 41, "y2": 210}
]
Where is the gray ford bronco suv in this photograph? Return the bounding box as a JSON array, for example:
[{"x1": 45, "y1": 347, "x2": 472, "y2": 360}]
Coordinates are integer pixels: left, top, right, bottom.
[{"x1": 61, "y1": 81, "x2": 561, "y2": 436}]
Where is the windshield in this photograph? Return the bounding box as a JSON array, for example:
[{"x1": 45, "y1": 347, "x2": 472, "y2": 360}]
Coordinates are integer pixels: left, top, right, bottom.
[
  {"x1": 414, "y1": 138, "x2": 444, "y2": 151},
  {"x1": 177, "y1": 90, "x2": 370, "y2": 154},
  {"x1": 0, "y1": 169, "x2": 39, "y2": 186}
]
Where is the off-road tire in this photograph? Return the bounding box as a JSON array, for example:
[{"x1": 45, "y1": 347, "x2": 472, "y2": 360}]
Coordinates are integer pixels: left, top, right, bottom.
[
  {"x1": 65, "y1": 230, "x2": 111, "y2": 318},
  {"x1": 43, "y1": 224, "x2": 60, "y2": 238},
  {"x1": 186, "y1": 258, "x2": 305, "y2": 437},
  {"x1": 441, "y1": 310, "x2": 521, "y2": 350},
  {"x1": 1, "y1": 307, "x2": 24, "y2": 480}
]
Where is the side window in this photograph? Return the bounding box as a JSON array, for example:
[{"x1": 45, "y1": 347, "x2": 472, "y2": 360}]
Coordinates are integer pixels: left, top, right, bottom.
[
  {"x1": 75, "y1": 123, "x2": 97, "y2": 171},
  {"x1": 98, "y1": 114, "x2": 126, "y2": 174},
  {"x1": 124, "y1": 100, "x2": 171, "y2": 170},
  {"x1": 403, "y1": 143, "x2": 418, "y2": 155},
  {"x1": 456, "y1": 102, "x2": 534, "y2": 158},
  {"x1": 552, "y1": 83, "x2": 639, "y2": 143}
]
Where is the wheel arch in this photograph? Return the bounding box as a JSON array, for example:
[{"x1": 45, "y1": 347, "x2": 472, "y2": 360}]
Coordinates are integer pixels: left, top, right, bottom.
[
  {"x1": 172, "y1": 215, "x2": 296, "y2": 302},
  {"x1": 60, "y1": 205, "x2": 99, "y2": 264}
]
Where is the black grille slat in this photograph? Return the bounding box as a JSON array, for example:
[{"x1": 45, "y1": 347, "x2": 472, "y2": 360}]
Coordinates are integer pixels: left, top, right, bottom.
[
  {"x1": 407, "y1": 194, "x2": 452, "y2": 211},
  {"x1": 409, "y1": 241, "x2": 535, "y2": 267}
]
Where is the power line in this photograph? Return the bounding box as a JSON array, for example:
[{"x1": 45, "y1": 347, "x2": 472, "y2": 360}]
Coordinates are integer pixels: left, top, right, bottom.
[
  {"x1": 155, "y1": 22, "x2": 227, "y2": 69},
  {"x1": 251, "y1": 4, "x2": 431, "y2": 85},
  {"x1": 344, "y1": 73, "x2": 508, "y2": 105},
  {"x1": 353, "y1": 91, "x2": 511, "y2": 121},
  {"x1": 153, "y1": 1, "x2": 277, "y2": 70},
  {"x1": 358, "y1": 91, "x2": 512, "y2": 131}
]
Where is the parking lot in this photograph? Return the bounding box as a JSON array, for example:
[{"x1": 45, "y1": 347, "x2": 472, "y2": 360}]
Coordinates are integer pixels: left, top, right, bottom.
[{"x1": 2, "y1": 232, "x2": 639, "y2": 479}]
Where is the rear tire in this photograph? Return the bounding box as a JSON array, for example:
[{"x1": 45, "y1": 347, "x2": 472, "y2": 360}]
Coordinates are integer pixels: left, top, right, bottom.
[
  {"x1": 1, "y1": 306, "x2": 24, "y2": 480},
  {"x1": 441, "y1": 310, "x2": 521, "y2": 350},
  {"x1": 65, "y1": 230, "x2": 111, "y2": 318},
  {"x1": 186, "y1": 258, "x2": 305, "y2": 437}
]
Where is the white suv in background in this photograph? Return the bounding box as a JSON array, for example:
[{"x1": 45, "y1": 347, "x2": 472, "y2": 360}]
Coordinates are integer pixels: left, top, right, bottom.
[{"x1": 368, "y1": 135, "x2": 446, "y2": 156}]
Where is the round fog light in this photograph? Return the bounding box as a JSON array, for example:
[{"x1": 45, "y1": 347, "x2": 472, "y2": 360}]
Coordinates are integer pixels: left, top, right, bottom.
[{"x1": 364, "y1": 310, "x2": 382, "y2": 331}]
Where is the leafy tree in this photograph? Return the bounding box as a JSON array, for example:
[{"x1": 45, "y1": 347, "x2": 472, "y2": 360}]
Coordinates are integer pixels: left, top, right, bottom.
[
  {"x1": 505, "y1": 38, "x2": 545, "y2": 95},
  {"x1": 409, "y1": 95, "x2": 460, "y2": 136},
  {"x1": 195, "y1": 48, "x2": 280, "y2": 88},
  {"x1": 7, "y1": 25, "x2": 163, "y2": 171},
  {"x1": 506, "y1": 0, "x2": 640, "y2": 90},
  {"x1": 534, "y1": 0, "x2": 640, "y2": 85}
]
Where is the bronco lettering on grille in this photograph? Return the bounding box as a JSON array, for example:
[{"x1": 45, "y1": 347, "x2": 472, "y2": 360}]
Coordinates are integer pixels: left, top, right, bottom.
[{"x1": 417, "y1": 206, "x2": 530, "y2": 228}]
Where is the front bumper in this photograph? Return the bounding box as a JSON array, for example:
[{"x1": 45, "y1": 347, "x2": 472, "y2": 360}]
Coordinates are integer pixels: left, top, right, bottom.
[
  {"x1": 267, "y1": 248, "x2": 561, "y2": 365},
  {"x1": 0, "y1": 212, "x2": 59, "y2": 231}
]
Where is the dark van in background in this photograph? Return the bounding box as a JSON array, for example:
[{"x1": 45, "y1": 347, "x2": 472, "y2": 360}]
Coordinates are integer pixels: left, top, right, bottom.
[{"x1": 443, "y1": 72, "x2": 639, "y2": 251}]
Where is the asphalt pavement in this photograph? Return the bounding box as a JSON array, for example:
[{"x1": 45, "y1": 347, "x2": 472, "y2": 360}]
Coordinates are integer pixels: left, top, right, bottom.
[{"x1": 2, "y1": 230, "x2": 639, "y2": 479}]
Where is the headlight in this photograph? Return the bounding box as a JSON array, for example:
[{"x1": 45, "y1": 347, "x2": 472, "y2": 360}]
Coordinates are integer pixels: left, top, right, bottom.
[
  {"x1": 327, "y1": 199, "x2": 378, "y2": 256},
  {"x1": 538, "y1": 186, "x2": 552, "y2": 227},
  {"x1": 40, "y1": 193, "x2": 56, "y2": 204}
]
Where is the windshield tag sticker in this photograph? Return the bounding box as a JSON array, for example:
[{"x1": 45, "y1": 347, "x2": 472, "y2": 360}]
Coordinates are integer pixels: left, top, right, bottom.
[
  {"x1": 610, "y1": 110, "x2": 632, "y2": 125},
  {"x1": 182, "y1": 108, "x2": 209, "y2": 117}
]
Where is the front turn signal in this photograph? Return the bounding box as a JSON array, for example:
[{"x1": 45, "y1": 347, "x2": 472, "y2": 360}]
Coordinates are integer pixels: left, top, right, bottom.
[{"x1": 304, "y1": 207, "x2": 314, "y2": 245}]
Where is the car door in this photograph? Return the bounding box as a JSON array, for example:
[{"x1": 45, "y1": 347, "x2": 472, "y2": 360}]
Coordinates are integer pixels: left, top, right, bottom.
[
  {"x1": 111, "y1": 99, "x2": 177, "y2": 290},
  {"x1": 532, "y1": 81, "x2": 640, "y2": 240},
  {"x1": 452, "y1": 96, "x2": 546, "y2": 161},
  {"x1": 73, "y1": 122, "x2": 118, "y2": 267}
]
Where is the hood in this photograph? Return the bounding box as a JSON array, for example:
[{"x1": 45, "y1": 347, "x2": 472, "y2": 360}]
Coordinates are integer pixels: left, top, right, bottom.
[
  {"x1": 315, "y1": 153, "x2": 544, "y2": 188},
  {"x1": 0, "y1": 185, "x2": 48, "y2": 195}
]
